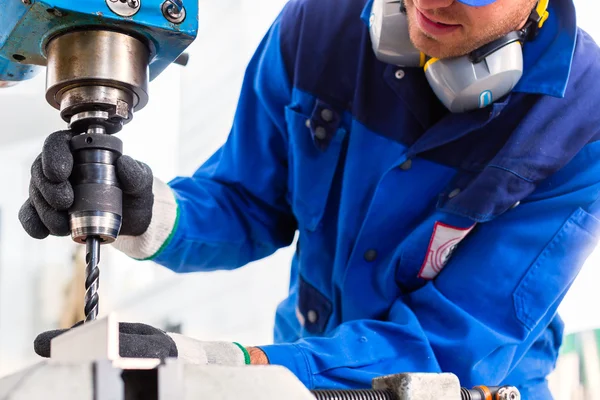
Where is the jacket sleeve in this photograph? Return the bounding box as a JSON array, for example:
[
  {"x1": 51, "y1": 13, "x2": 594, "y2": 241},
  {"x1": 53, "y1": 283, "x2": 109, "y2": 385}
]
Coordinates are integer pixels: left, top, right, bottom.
[
  {"x1": 149, "y1": 14, "x2": 297, "y2": 272},
  {"x1": 260, "y1": 143, "x2": 600, "y2": 389}
]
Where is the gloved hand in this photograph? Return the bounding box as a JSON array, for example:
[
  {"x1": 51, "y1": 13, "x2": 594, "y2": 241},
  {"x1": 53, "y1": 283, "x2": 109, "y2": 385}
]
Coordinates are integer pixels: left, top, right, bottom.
[
  {"x1": 18, "y1": 130, "x2": 154, "y2": 240},
  {"x1": 34, "y1": 321, "x2": 252, "y2": 366}
]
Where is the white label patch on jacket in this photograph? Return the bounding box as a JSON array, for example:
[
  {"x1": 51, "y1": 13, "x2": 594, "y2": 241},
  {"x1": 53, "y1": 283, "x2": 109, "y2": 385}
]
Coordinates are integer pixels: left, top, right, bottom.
[{"x1": 418, "y1": 222, "x2": 475, "y2": 280}]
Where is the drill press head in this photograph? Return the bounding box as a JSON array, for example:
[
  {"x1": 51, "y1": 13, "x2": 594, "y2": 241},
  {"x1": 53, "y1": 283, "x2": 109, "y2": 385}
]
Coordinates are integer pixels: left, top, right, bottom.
[
  {"x1": 0, "y1": 0, "x2": 197, "y2": 86},
  {"x1": 45, "y1": 29, "x2": 150, "y2": 135},
  {"x1": 0, "y1": 0, "x2": 196, "y2": 133}
]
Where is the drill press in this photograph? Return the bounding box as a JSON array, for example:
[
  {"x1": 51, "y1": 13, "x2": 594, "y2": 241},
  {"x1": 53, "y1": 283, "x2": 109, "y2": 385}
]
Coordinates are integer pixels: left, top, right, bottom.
[{"x1": 0, "y1": 0, "x2": 198, "y2": 321}]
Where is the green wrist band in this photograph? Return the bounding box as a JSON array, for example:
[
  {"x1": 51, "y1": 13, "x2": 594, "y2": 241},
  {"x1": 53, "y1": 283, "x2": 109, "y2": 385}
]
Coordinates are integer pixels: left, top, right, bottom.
[{"x1": 233, "y1": 342, "x2": 251, "y2": 365}]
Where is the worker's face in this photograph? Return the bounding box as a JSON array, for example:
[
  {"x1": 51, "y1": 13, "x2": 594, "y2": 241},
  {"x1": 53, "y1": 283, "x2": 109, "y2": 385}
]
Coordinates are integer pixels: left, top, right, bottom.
[{"x1": 404, "y1": 0, "x2": 537, "y2": 59}]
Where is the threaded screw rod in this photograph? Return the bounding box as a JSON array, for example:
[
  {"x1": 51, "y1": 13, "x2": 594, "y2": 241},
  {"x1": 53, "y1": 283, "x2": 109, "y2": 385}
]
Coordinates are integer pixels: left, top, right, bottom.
[{"x1": 311, "y1": 389, "x2": 396, "y2": 400}]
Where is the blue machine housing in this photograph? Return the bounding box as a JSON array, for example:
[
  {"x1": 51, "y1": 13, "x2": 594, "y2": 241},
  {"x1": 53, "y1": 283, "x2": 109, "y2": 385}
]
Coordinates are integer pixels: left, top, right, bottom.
[
  {"x1": 0, "y1": 0, "x2": 198, "y2": 82},
  {"x1": 0, "y1": 53, "x2": 42, "y2": 82}
]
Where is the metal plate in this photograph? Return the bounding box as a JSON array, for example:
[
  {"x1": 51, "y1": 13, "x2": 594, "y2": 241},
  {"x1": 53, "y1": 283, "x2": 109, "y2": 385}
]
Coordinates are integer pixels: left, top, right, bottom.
[
  {"x1": 51, "y1": 312, "x2": 161, "y2": 370},
  {"x1": 51, "y1": 313, "x2": 119, "y2": 362}
]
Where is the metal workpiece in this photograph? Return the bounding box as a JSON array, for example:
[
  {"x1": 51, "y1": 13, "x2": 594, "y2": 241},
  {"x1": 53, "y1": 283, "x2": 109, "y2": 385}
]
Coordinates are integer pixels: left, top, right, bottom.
[
  {"x1": 46, "y1": 30, "x2": 150, "y2": 131},
  {"x1": 51, "y1": 313, "x2": 161, "y2": 369}
]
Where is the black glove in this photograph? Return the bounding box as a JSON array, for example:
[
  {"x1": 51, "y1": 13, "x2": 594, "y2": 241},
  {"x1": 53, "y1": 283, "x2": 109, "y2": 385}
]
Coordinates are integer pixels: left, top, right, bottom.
[
  {"x1": 19, "y1": 130, "x2": 154, "y2": 240},
  {"x1": 33, "y1": 321, "x2": 178, "y2": 359}
]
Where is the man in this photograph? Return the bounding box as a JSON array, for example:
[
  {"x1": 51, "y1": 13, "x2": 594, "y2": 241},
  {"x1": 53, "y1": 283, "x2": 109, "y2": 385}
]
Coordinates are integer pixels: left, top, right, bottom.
[{"x1": 19, "y1": 0, "x2": 600, "y2": 397}]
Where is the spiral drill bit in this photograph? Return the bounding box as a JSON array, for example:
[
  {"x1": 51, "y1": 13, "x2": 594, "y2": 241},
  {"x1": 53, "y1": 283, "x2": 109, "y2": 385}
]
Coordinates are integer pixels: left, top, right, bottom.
[{"x1": 84, "y1": 237, "x2": 101, "y2": 321}]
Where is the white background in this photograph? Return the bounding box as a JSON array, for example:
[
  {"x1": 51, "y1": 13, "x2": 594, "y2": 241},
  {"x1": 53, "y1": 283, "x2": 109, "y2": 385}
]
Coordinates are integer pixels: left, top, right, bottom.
[{"x1": 0, "y1": 0, "x2": 597, "y2": 378}]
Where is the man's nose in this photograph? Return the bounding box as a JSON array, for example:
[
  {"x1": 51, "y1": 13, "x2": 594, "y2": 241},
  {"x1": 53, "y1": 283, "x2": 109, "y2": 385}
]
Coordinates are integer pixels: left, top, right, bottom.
[{"x1": 414, "y1": 0, "x2": 455, "y2": 10}]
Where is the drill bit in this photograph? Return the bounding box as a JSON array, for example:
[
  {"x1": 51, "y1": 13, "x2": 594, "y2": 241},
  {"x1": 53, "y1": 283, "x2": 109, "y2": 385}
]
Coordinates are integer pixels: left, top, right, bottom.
[{"x1": 84, "y1": 236, "x2": 101, "y2": 322}]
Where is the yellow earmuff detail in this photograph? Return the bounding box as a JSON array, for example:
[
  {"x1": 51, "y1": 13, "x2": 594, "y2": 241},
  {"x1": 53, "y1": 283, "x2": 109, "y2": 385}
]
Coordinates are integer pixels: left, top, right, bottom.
[
  {"x1": 423, "y1": 57, "x2": 439, "y2": 73},
  {"x1": 419, "y1": 52, "x2": 426, "y2": 67},
  {"x1": 537, "y1": 0, "x2": 550, "y2": 28}
]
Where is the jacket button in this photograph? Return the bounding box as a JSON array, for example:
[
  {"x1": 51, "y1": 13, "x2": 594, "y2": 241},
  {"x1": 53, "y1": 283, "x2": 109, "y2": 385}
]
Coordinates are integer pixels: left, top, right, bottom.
[
  {"x1": 364, "y1": 249, "x2": 378, "y2": 262},
  {"x1": 307, "y1": 310, "x2": 318, "y2": 324},
  {"x1": 315, "y1": 126, "x2": 327, "y2": 140},
  {"x1": 305, "y1": 119, "x2": 311, "y2": 128},
  {"x1": 400, "y1": 159, "x2": 412, "y2": 170},
  {"x1": 448, "y1": 188, "x2": 461, "y2": 199},
  {"x1": 395, "y1": 69, "x2": 405, "y2": 79},
  {"x1": 321, "y1": 109, "x2": 334, "y2": 122}
]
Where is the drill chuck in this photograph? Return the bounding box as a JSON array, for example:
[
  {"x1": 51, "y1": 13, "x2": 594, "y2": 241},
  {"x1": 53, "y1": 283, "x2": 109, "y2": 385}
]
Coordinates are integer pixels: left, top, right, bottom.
[{"x1": 69, "y1": 128, "x2": 123, "y2": 244}]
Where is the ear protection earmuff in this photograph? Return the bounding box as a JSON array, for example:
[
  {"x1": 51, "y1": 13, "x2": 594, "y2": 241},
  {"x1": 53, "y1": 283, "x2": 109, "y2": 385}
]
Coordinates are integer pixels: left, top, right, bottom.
[{"x1": 369, "y1": 0, "x2": 550, "y2": 113}]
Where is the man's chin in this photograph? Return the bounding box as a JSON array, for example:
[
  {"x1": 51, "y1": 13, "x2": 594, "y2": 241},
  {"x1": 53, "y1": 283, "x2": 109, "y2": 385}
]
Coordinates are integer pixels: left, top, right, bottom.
[{"x1": 410, "y1": 30, "x2": 472, "y2": 60}]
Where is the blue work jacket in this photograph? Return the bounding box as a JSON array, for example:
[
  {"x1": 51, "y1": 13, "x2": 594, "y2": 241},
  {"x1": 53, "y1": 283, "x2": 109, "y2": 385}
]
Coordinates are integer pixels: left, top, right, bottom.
[{"x1": 153, "y1": 0, "x2": 600, "y2": 397}]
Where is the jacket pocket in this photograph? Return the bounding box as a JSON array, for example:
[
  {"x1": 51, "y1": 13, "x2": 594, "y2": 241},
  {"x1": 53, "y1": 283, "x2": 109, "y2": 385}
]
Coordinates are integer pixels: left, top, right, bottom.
[
  {"x1": 297, "y1": 275, "x2": 333, "y2": 334},
  {"x1": 395, "y1": 216, "x2": 476, "y2": 293},
  {"x1": 513, "y1": 207, "x2": 600, "y2": 332},
  {"x1": 285, "y1": 104, "x2": 347, "y2": 231}
]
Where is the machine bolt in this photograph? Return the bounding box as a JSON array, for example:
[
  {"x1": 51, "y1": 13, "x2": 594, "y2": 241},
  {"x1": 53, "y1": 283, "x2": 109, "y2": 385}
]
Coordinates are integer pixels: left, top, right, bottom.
[
  {"x1": 496, "y1": 387, "x2": 520, "y2": 400},
  {"x1": 106, "y1": 0, "x2": 141, "y2": 17},
  {"x1": 162, "y1": 0, "x2": 186, "y2": 24}
]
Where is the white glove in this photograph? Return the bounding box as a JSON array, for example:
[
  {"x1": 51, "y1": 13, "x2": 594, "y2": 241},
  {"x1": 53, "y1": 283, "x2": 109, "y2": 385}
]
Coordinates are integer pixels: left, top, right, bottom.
[
  {"x1": 112, "y1": 177, "x2": 179, "y2": 261},
  {"x1": 168, "y1": 333, "x2": 250, "y2": 366}
]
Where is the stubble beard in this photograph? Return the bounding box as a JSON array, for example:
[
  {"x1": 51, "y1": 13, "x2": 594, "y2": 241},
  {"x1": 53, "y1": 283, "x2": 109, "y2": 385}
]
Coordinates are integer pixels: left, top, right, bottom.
[{"x1": 404, "y1": 0, "x2": 536, "y2": 59}]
